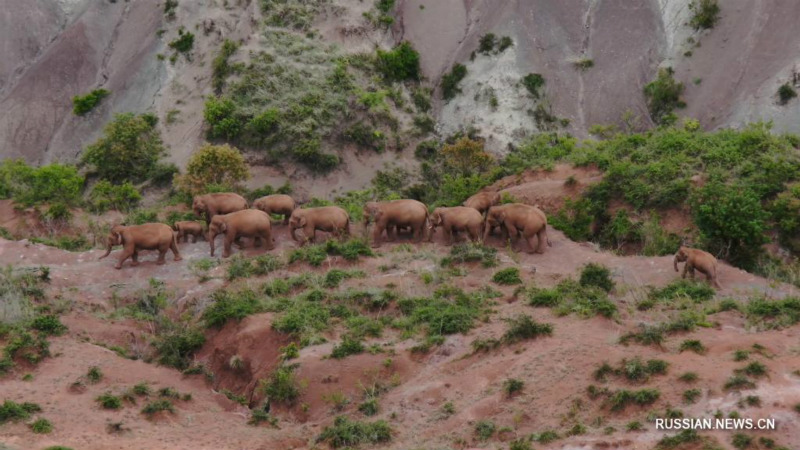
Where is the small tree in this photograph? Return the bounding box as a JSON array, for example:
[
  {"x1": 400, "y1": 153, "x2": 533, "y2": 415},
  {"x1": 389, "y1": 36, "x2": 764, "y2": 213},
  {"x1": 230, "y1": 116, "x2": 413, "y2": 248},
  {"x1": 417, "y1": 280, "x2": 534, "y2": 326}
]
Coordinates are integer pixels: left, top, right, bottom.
[
  {"x1": 644, "y1": 68, "x2": 685, "y2": 125},
  {"x1": 82, "y1": 113, "x2": 166, "y2": 184},
  {"x1": 175, "y1": 143, "x2": 250, "y2": 195},
  {"x1": 440, "y1": 138, "x2": 493, "y2": 176}
]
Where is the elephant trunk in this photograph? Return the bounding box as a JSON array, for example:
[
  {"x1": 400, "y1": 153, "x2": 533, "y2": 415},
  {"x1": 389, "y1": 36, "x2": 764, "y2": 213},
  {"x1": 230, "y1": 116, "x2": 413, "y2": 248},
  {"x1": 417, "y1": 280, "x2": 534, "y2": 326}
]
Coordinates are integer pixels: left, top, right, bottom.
[
  {"x1": 98, "y1": 238, "x2": 113, "y2": 260},
  {"x1": 673, "y1": 255, "x2": 679, "y2": 272},
  {"x1": 483, "y1": 220, "x2": 491, "y2": 242},
  {"x1": 209, "y1": 231, "x2": 217, "y2": 256},
  {"x1": 290, "y1": 226, "x2": 300, "y2": 242}
]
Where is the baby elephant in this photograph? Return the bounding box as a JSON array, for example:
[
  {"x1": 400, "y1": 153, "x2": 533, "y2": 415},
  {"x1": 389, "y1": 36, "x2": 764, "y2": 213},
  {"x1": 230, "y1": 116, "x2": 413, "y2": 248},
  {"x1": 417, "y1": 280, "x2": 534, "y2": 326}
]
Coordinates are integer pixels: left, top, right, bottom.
[
  {"x1": 173, "y1": 221, "x2": 205, "y2": 243},
  {"x1": 99, "y1": 223, "x2": 182, "y2": 269},
  {"x1": 209, "y1": 209, "x2": 275, "y2": 258},
  {"x1": 674, "y1": 246, "x2": 721, "y2": 288},
  {"x1": 429, "y1": 206, "x2": 483, "y2": 244}
]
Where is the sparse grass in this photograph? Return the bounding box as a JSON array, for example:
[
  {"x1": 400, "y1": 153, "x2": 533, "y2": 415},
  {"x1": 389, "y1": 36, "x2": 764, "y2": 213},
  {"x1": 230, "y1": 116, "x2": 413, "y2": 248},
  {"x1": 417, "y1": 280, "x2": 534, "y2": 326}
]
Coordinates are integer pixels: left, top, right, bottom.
[
  {"x1": 358, "y1": 398, "x2": 379, "y2": 416},
  {"x1": 526, "y1": 278, "x2": 617, "y2": 319},
  {"x1": 0, "y1": 400, "x2": 41, "y2": 424},
  {"x1": 778, "y1": 84, "x2": 797, "y2": 105},
  {"x1": 607, "y1": 388, "x2": 660, "y2": 411},
  {"x1": 248, "y1": 408, "x2": 278, "y2": 426},
  {"x1": 689, "y1": 0, "x2": 721, "y2": 30},
  {"x1": 731, "y1": 434, "x2": 753, "y2": 450},
  {"x1": 678, "y1": 372, "x2": 698, "y2": 383},
  {"x1": 574, "y1": 58, "x2": 594, "y2": 71},
  {"x1": 441, "y1": 242, "x2": 498, "y2": 267},
  {"x1": 679, "y1": 339, "x2": 707, "y2": 354},
  {"x1": 745, "y1": 297, "x2": 800, "y2": 329},
  {"x1": 226, "y1": 254, "x2": 285, "y2": 280},
  {"x1": 316, "y1": 416, "x2": 392, "y2": 448},
  {"x1": 141, "y1": 399, "x2": 175, "y2": 416},
  {"x1": 503, "y1": 314, "x2": 553, "y2": 343},
  {"x1": 502, "y1": 378, "x2": 524, "y2": 397},
  {"x1": 683, "y1": 388, "x2": 702, "y2": 404},
  {"x1": 656, "y1": 430, "x2": 700, "y2": 449},
  {"x1": 132, "y1": 382, "x2": 150, "y2": 396},
  {"x1": 492, "y1": 267, "x2": 522, "y2": 285},
  {"x1": 650, "y1": 280, "x2": 715, "y2": 304},
  {"x1": 87, "y1": 366, "x2": 103, "y2": 383},
  {"x1": 474, "y1": 420, "x2": 496, "y2": 440},
  {"x1": 330, "y1": 335, "x2": 365, "y2": 359},
  {"x1": 724, "y1": 374, "x2": 756, "y2": 391},
  {"x1": 441, "y1": 64, "x2": 467, "y2": 100},
  {"x1": 626, "y1": 421, "x2": 643, "y2": 431},
  {"x1": 733, "y1": 349, "x2": 750, "y2": 361},
  {"x1": 30, "y1": 417, "x2": 52, "y2": 434},
  {"x1": 579, "y1": 263, "x2": 614, "y2": 292},
  {"x1": 96, "y1": 392, "x2": 122, "y2": 410},
  {"x1": 534, "y1": 429, "x2": 560, "y2": 443},
  {"x1": 737, "y1": 361, "x2": 767, "y2": 378}
]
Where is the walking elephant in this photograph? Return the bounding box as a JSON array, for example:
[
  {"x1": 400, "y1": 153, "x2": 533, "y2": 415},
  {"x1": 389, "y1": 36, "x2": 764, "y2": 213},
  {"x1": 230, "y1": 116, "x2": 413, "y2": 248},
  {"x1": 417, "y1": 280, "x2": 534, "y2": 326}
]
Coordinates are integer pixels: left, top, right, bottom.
[
  {"x1": 428, "y1": 206, "x2": 483, "y2": 244},
  {"x1": 99, "y1": 223, "x2": 181, "y2": 269},
  {"x1": 252, "y1": 194, "x2": 297, "y2": 224},
  {"x1": 288, "y1": 206, "x2": 350, "y2": 245},
  {"x1": 484, "y1": 203, "x2": 549, "y2": 254},
  {"x1": 208, "y1": 209, "x2": 274, "y2": 258},
  {"x1": 674, "y1": 246, "x2": 721, "y2": 288},
  {"x1": 463, "y1": 191, "x2": 500, "y2": 215},
  {"x1": 192, "y1": 193, "x2": 248, "y2": 225},
  {"x1": 173, "y1": 221, "x2": 205, "y2": 243},
  {"x1": 363, "y1": 200, "x2": 429, "y2": 247}
]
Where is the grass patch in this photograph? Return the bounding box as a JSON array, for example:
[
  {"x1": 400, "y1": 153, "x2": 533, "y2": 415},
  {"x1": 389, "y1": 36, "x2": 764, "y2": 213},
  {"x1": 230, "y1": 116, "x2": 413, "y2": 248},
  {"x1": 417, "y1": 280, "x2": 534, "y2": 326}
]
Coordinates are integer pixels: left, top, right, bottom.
[
  {"x1": 0, "y1": 400, "x2": 41, "y2": 424},
  {"x1": 525, "y1": 278, "x2": 617, "y2": 319},
  {"x1": 474, "y1": 420, "x2": 496, "y2": 440},
  {"x1": 679, "y1": 339, "x2": 707, "y2": 354},
  {"x1": 492, "y1": 267, "x2": 522, "y2": 285},
  {"x1": 502, "y1": 378, "x2": 524, "y2": 397},
  {"x1": 259, "y1": 365, "x2": 301, "y2": 406},
  {"x1": 29, "y1": 417, "x2": 52, "y2": 434},
  {"x1": 503, "y1": 315, "x2": 553, "y2": 343},
  {"x1": 202, "y1": 288, "x2": 262, "y2": 327},
  {"x1": 579, "y1": 263, "x2": 615, "y2": 292},
  {"x1": 316, "y1": 416, "x2": 392, "y2": 448},
  {"x1": 440, "y1": 242, "x2": 498, "y2": 267},
  {"x1": 96, "y1": 392, "x2": 122, "y2": 410},
  {"x1": 330, "y1": 335, "x2": 365, "y2": 359},
  {"x1": 141, "y1": 399, "x2": 175, "y2": 416},
  {"x1": 745, "y1": 297, "x2": 800, "y2": 329},
  {"x1": 441, "y1": 64, "x2": 467, "y2": 100},
  {"x1": 607, "y1": 388, "x2": 660, "y2": 411}
]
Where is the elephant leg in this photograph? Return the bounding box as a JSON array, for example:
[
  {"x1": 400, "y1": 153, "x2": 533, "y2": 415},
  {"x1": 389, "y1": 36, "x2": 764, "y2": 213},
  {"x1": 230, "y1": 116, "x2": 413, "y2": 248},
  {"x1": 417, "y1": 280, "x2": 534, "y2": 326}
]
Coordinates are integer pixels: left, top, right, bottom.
[
  {"x1": 171, "y1": 238, "x2": 182, "y2": 261},
  {"x1": 681, "y1": 263, "x2": 689, "y2": 279},
  {"x1": 254, "y1": 236, "x2": 262, "y2": 247},
  {"x1": 263, "y1": 230, "x2": 275, "y2": 250},
  {"x1": 223, "y1": 234, "x2": 234, "y2": 258},
  {"x1": 191, "y1": 234, "x2": 197, "y2": 244},
  {"x1": 468, "y1": 226, "x2": 479, "y2": 242},
  {"x1": 689, "y1": 266, "x2": 696, "y2": 280},
  {"x1": 505, "y1": 224, "x2": 519, "y2": 245},
  {"x1": 536, "y1": 228, "x2": 547, "y2": 254},
  {"x1": 130, "y1": 250, "x2": 140, "y2": 267},
  {"x1": 525, "y1": 233, "x2": 538, "y2": 254},
  {"x1": 156, "y1": 248, "x2": 167, "y2": 265},
  {"x1": 303, "y1": 225, "x2": 315, "y2": 244},
  {"x1": 115, "y1": 250, "x2": 132, "y2": 270},
  {"x1": 234, "y1": 236, "x2": 245, "y2": 248},
  {"x1": 371, "y1": 224, "x2": 384, "y2": 248},
  {"x1": 445, "y1": 228, "x2": 454, "y2": 245}
]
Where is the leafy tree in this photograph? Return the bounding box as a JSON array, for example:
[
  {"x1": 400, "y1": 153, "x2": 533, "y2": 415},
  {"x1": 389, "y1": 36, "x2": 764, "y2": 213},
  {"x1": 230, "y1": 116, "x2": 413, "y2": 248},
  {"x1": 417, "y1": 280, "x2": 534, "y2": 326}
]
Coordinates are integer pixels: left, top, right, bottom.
[
  {"x1": 644, "y1": 68, "x2": 685, "y2": 125},
  {"x1": 82, "y1": 113, "x2": 167, "y2": 184},
  {"x1": 375, "y1": 42, "x2": 420, "y2": 82},
  {"x1": 0, "y1": 160, "x2": 83, "y2": 206},
  {"x1": 441, "y1": 137, "x2": 494, "y2": 176},
  {"x1": 441, "y1": 64, "x2": 467, "y2": 100},
  {"x1": 174, "y1": 143, "x2": 250, "y2": 194},
  {"x1": 689, "y1": 0, "x2": 721, "y2": 30},
  {"x1": 87, "y1": 181, "x2": 141, "y2": 213}
]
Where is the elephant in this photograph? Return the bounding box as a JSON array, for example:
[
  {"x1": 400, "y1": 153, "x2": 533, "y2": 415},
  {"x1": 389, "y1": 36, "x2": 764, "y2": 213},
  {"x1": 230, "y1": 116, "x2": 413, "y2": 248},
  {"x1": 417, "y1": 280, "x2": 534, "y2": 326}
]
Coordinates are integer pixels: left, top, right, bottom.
[
  {"x1": 363, "y1": 199, "x2": 429, "y2": 247},
  {"x1": 173, "y1": 221, "x2": 205, "y2": 243},
  {"x1": 252, "y1": 194, "x2": 297, "y2": 224},
  {"x1": 288, "y1": 206, "x2": 350, "y2": 245},
  {"x1": 208, "y1": 209, "x2": 274, "y2": 258},
  {"x1": 674, "y1": 246, "x2": 721, "y2": 288},
  {"x1": 192, "y1": 193, "x2": 248, "y2": 225},
  {"x1": 99, "y1": 223, "x2": 181, "y2": 269},
  {"x1": 428, "y1": 206, "x2": 483, "y2": 244},
  {"x1": 484, "y1": 203, "x2": 549, "y2": 254},
  {"x1": 463, "y1": 191, "x2": 500, "y2": 215}
]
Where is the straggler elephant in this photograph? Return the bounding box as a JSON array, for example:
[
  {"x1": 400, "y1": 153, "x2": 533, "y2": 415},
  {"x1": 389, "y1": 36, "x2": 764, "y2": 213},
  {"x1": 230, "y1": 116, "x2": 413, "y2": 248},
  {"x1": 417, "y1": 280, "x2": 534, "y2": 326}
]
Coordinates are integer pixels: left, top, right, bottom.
[
  {"x1": 428, "y1": 206, "x2": 483, "y2": 244},
  {"x1": 252, "y1": 194, "x2": 297, "y2": 224},
  {"x1": 288, "y1": 206, "x2": 350, "y2": 245},
  {"x1": 463, "y1": 191, "x2": 500, "y2": 215},
  {"x1": 208, "y1": 209, "x2": 274, "y2": 258},
  {"x1": 192, "y1": 193, "x2": 248, "y2": 225},
  {"x1": 363, "y1": 199, "x2": 428, "y2": 247},
  {"x1": 484, "y1": 203, "x2": 549, "y2": 254},
  {"x1": 173, "y1": 221, "x2": 205, "y2": 243},
  {"x1": 99, "y1": 223, "x2": 181, "y2": 269},
  {"x1": 674, "y1": 246, "x2": 721, "y2": 288}
]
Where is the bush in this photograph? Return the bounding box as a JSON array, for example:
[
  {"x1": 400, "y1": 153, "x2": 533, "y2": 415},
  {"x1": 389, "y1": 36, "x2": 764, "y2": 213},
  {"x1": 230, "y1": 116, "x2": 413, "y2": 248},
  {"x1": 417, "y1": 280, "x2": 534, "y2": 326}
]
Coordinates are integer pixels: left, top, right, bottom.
[
  {"x1": 87, "y1": 181, "x2": 141, "y2": 213},
  {"x1": 87, "y1": 366, "x2": 103, "y2": 383},
  {"x1": 29, "y1": 417, "x2": 52, "y2": 434},
  {"x1": 0, "y1": 160, "x2": 84, "y2": 207},
  {"x1": 650, "y1": 280, "x2": 715, "y2": 303},
  {"x1": 151, "y1": 320, "x2": 205, "y2": 370},
  {"x1": 441, "y1": 64, "x2": 467, "y2": 100},
  {"x1": 503, "y1": 315, "x2": 553, "y2": 343},
  {"x1": 73, "y1": 89, "x2": 110, "y2": 116},
  {"x1": 82, "y1": 113, "x2": 166, "y2": 184},
  {"x1": 212, "y1": 39, "x2": 239, "y2": 93},
  {"x1": 689, "y1": 0, "x2": 721, "y2": 30},
  {"x1": 579, "y1": 263, "x2": 614, "y2": 292},
  {"x1": 261, "y1": 365, "x2": 301, "y2": 405},
  {"x1": 521, "y1": 73, "x2": 545, "y2": 99},
  {"x1": 778, "y1": 83, "x2": 797, "y2": 105},
  {"x1": 492, "y1": 267, "x2": 522, "y2": 285},
  {"x1": 644, "y1": 67, "x2": 685, "y2": 125},
  {"x1": 724, "y1": 374, "x2": 756, "y2": 391},
  {"x1": 96, "y1": 392, "x2": 122, "y2": 410},
  {"x1": 375, "y1": 41, "x2": 420, "y2": 81},
  {"x1": 525, "y1": 279, "x2": 617, "y2": 319},
  {"x1": 174, "y1": 143, "x2": 250, "y2": 195},
  {"x1": 169, "y1": 29, "x2": 194, "y2": 53},
  {"x1": 608, "y1": 388, "x2": 660, "y2": 411},
  {"x1": 358, "y1": 398, "x2": 379, "y2": 416},
  {"x1": 679, "y1": 339, "x2": 707, "y2": 354},
  {"x1": 141, "y1": 399, "x2": 175, "y2": 416},
  {"x1": 474, "y1": 420, "x2": 496, "y2": 440},
  {"x1": 503, "y1": 378, "x2": 524, "y2": 397},
  {"x1": 745, "y1": 296, "x2": 800, "y2": 328},
  {"x1": 29, "y1": 315, "x2": 66, "y2": 336},
  {"x1": 330, "y1": 335, "x2": 365, "y2": 359},
  {"x1": 202, "y1": 289, "x2": 262, "y2": 327},
  {"x1": 441, "y1": 242, "x2": 498, "y2": 268},
  {"x1": 317, "y1": 416, "x2": 392, "y2": 448},
  {"x1": 0, "y1": 400, "x2": 41, "y2": 423}
]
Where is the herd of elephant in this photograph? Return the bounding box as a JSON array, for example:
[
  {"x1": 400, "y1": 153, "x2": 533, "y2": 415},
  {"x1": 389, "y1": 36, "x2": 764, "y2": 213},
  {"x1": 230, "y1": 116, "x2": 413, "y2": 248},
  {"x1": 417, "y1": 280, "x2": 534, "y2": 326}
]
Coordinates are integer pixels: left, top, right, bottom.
[{"x1": 96, "y1": 191, "x2": 721, "y2": 289}]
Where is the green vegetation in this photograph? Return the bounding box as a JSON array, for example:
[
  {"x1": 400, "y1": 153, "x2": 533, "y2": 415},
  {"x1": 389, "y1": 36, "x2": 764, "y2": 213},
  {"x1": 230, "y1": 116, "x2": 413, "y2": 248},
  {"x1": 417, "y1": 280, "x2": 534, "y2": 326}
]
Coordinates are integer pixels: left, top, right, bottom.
[
  {"x1": 644, "y1": 67, "x2": 685, "y2": 125},
  {"x1": 0, "y1": 160, "x2": 83, "y2": 207},
  {"x1": 151, "y1": 319, "x2": 205, "y2": 370},
  {"x1": 683, "y1": 388, "x2": 702, "y2": 404},
  {"x1": 731, "y1": 434, "x2": 752, "y2": 450},
  {"x1": 607, "y1": 388, "x2": 660, "y2": 411},
  {"x1": 202, "y1": 289, "x2": 262, "y2": 327},
  {"x1": 226, "y1": 254, "x2": 285, "y2": 281},
  {"x1": 778, "y1": 83, "x2": 797, "y2": 105},
  {"x1": 736, "y1": 361, "x2": 767, "y2": 378},
  {"x1": 87, "y1": 181, "x2": 141, "y2": 213},
  {"x1": 30, "y1": 417, "x2": 52, "y2": 433},
  {"x1": 649, "y1": 280, "x2": 715, "y2": 305},
  {"x1": 474, "y1": 420, "x2": 496, "y2": 440},
  {"x1": 574, "y1": 58, "x2": 594, "y2": 71},
  {"x1": 261, "y1": 0, "x2": 326, "y2": 30},
  {"x1": 164, "y1": 0, "x2": 178, "y2": 18},
  {"x1": 174, "y1": 143, "x2": 250, "y2": 195},
  {"x1": 141, "y1": 399, "x2": 175, "y2": 416},
  {"x1": 503, "y1": 314, "x2": 553, "y2": 343},
  {"x1": 375, "y1": 42, "x2": 420, "y2": 82},
  {"x1": 0, "y1": 400, "x2": 41, "y2": 424},
  {"x1": 330, "y1": 335, "x2": 365, "y2": 359},
  {"x1": 745, "y1": 297, "x2": 800, "y2": 329},
  {"x1": 656, "y1": 430, "x2": 701, "y2": 449},
  {"x1": 724, "y1": 374, "x2": 756, "y2": 391},
  {"x1": 525, "y1": 278, "x2": 617, "y2": 319},
  {"x1": 534, "y1": 430, "x2": 560, "y2": 444},
  {"x1": 689, "y1": 0, "x2": 721, "y2": 30},
  {"x1": 358, "y1": 398, "x2": 379, "y2": 416},
  {"x1": 579, "y1": 263, "x2": 614, "y2": 292},
  {"x1": 521, "y1": 73, "x2": 545, "y2": 99},
  {"x1": 260, "y1": 365, "x2": 301, "y2": 406},
  {"x1": 87, "y1": 366, "x2": 103, "y2": 383},
  {"x1": 502, "y1": 378, "x2": 524, "y2": 397},
  {"x1": 72, "y1": 89, "x2": 110, "y2": 116},
  {"x1": 594, "y1": 357, "x2": 669, "y2": 383},
  {"x1": 492, "y1": 267, "x2": 522, "y2": 285},
  {"x1": 212, "y1": 39, "x2": 240, "y2": 93},
  {"x1": 477, "y1": 34, "x2": 513, "y2": 55},
  {"x1": 168, "y1": 29, "x2": 194, "y2": 54},
  {"x1": 289, "y1": 239, "x2": 373, "y2": 267},
  {"x1": 441, "y1": 64, "x2": 467, "y2": 100},
  {"x1": 82, "y1": 113, "x2": 167, "y2": 184},
  {"x1": 317, "y1": 416, "x2": 392, "y2": 448},
  {"x1": 679, "y1": 339, "x2": 707, "y2": 354},
  {"x1": 96, "y1": 392, "x2": 122, "y2": 410}
]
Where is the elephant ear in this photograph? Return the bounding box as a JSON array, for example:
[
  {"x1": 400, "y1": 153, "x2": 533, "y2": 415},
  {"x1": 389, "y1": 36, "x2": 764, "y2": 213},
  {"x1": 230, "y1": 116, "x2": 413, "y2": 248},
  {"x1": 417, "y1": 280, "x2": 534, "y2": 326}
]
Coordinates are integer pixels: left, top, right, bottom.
[
  {"x1": 298, "y1": 216, "x2": 307, "y2": 227},
  {"x1": 219, "y1": 221, "x2": 228, "y2": 232}
]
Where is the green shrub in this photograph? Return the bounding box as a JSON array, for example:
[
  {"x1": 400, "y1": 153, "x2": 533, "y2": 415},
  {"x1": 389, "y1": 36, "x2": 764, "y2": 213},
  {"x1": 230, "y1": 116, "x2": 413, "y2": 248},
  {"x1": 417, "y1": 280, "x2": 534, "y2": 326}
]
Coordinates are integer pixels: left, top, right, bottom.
[
  {"x1": 608, "y1": 388, "x2": 660, "y2": 411},
  {"x1": 343, "y1": 122, "x2": 386, "y2": 152},
  {"x1": 72, "y1": 89, "x2": 110, "y2": 116},
  {"x1": 358, "y1": 398, "x2": 379, "y2": 416},
  {"x1": 169, "y1": 29, "x2": 194, "y2": 53},
  {"x1": 88, "y1": 181, "x2": 141, "y2": 213},
  {"x1": 650, "y1": 280, "x2": 715, "y2": 303},
  {"x1": 778, "y1": 83, "x2": 798, "y2": 105},
  {"x1": 525, "y1": 279, "x2": 617, "y2": 319},
  {"x1": 534, "y1": 430, "x2": 560, "y2": 443},
  {"x1": 503, "y1": 315, "x2": 553, "y2": 343},
  {"x1": 724, "y1": 374, "x2": 756, "y2": 391},
  {"x1": 29, "y1": 315, "x2": 66, "y2": 336},
  {"x1": 398, "y1": 287, "x2": 491, "y2": 336},
  {"x1": 330, "y1": 335, "x2": 365, "y2": 359},
  {"x1": 502, "y1": 378, "x2": 524, "y2": 397},
  {"x1": 203, "y1": 289, "x2": 262, "y2": 327},
  {"x1": 509, "y1": 438, "x2": 533, "y2": 450},
  {"x1": 441, "y1": 242, "x2": 498, "y2": 267},
  {"x1": 441, "y1": 64, "x2": 467, "y2": 100},
  {"x1": 29, "y1": 417, "x2": 52, "y2": 433},
  {"x1": 683, "y1": 388, "x2": 702, "y2": 404},
  {"x1": 0, "y1": 160, "x2": 84, "y2": 207},
  {"x1": 141, "y1": 399, "x2": 175, "y2": 416},
  {"x1": 521, "y1": 73, "x2": 545, "y2": 99},
  {"x1": 124, "y1": 209, "x2": 158, "y2": 225},
  {"x1": 317, "y1": 416, "x2": 392, "y2": 448},
  {"x1": 474, "y1": 420, "x2": 496, "y2": 440},
  {"x1": 579, "y1": 263, "x2": 614, "y2": 292},
  {"x1": 151, "y1": 320, "x2": 205, "y2": 370},
  {"x1": 492, "y1": 267, "x2": 522, "y2": 285},
  {"x1": 82, "y1": 113, "x2": 166, "y2": 184},
  {"x1": 689, "y1": 0, "x2": 721, "y2": 30},
  {"x1": 212, "y1": 39, "x2": 239, "y2": 93},
  {"x1": 731, "y1": 434, "x2": 752, "y2": 450},
  {"x1": 657, "y1": 430, "x2": 700, "y2": 449},
  {"x1": 737, "y1": 361, "x2": 767, "y2": 378},
  {"x1": 260, "y1": 365, "x2": 301, "y2": 405},
  {"x1": 132, "y1": 382, "x2": 151, "y2": 396},
  {"x1": 96, "y1": 392, "x2": 122, "y2": 410},
  {"x1": 643, "y1": 67, "x2": 685, "y2": 125},
  {"x1": 0, "y1": 400, "x2": 40, "y2": 423},
  {"x1": 375, "y1": 41, "x2": 420, "y2": 81},
  {"x1": 87, "y1": 366, "x2": 103, "y2": 383},
  {"x1": 679, "y1": 339, "x2": 707, "y2": 354},
  {"x1": 174, "y1": 143, "x2": 250, "y2": 195},
  {"x1": 746, "y1": 296, "x2": 800, "y2": 328}
]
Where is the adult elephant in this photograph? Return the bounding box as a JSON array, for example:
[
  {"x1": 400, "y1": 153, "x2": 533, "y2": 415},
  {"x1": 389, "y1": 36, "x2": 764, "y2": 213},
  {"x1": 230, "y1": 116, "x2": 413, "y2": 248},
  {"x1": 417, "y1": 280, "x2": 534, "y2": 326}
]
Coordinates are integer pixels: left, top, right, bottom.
[
  {"x1": 252, "y1": 194, "x2": 297, "y2": 224},
  {"x1": 428, "y1": 206, "x2": 483, "y2": 244},
  {"x1": 674, "y1": 246, "x2": 721, "y2": 288},
  {"x1": 99, "y1": 223, "x2": 181, "y2": 269},
  {"x1": 288, "y1": 206, "x2": 350, "y2": 245},
  {"x1": 463, "y1": 191, "x2": 500, "y2": 215},
  {"x1": 192, "y1": 193, "x2": 248, "y2": 225},
  {"x1": 208, "y1": 209, "x2": 274, "y2": 258},
  {"x1": 363, "y1": 200, "x2": 429, "y2": 247},
  {"x1": 484, "y1": 203, "x2": 549, "y2": 254}
]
